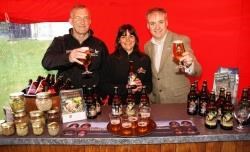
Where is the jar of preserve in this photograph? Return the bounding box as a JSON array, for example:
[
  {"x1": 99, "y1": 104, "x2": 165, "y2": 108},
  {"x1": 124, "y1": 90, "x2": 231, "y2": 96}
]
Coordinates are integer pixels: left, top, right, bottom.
[
  {"x1": 2, "y1": 122, "x2": 15, "y2": 136},
  {"x1": 36, "y1": 92, "x2": 52, "y2": 112},
  {"x1": 47, "y1": 109, "x2": 61, "y2": 124},
  {"x1": 47, "y1": 122, "x2": 60, "y2": 136},
  {"x1": 9, "y1": 92, "x2": 25, "y2": 113},
  {"x1": 14, "y1": 111, "x2": 29, "y2": 124},
  {"x1": 29, "y1": 110, "x2": 45, "y2": 125},
  {"x1": 32, "y1": 121, "x2": 44, "y2": 135},
  {"x1": 16, "y1": 122, "x2": 29, "y2": 136},
  {"x1": 0, "y1": 119, "x2": 6, "y2": 135}
]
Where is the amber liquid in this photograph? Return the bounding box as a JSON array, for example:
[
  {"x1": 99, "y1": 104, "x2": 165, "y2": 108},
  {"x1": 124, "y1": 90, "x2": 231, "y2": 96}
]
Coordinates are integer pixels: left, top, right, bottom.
[
  {"x1": 128, "y1": 116, "x2": 138, "y2": 129},
  {"x1": 110, "y1": 119, "x2": 121, "y2": 132},
  {"x1": 173, "y1": 41, "x2": 185, "y2": 64},
  {"x1": 121, "y1": 122, "x2": 132, "y2": 135},
  {"x1": 137, "y1": 121, "x2": 148, "y2": 133}
]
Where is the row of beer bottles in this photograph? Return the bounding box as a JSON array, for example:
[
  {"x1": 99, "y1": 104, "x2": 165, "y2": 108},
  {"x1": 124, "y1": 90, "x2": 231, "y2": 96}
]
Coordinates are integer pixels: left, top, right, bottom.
[
  {"x1": 111, "y1": 85, "x2": 150, "y2": 116},
  {"x1": 82, "y1": 85, "x2": 102, "y2": 119},
  {"x1": 24, "y1": 74, "x2": 74, "y2": 95}
]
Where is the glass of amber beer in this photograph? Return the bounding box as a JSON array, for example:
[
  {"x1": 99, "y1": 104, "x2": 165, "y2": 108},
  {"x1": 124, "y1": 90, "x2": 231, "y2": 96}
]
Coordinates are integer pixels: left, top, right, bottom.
[
  {"x1": 128, "y1": 113, "x2": 138, "y2": 129},
  {"x1": 121, "y1": 114, "x2": 132, "y2": 135},
  {"x1": 109, "y1": 113, "x2": 121, "y2": 132},
  {"x1": 172, "y1": 40, "x2": 185, "y2": 72},
  {"x1": 137, "y1": 115, "x2": 148, "y2": 133}
]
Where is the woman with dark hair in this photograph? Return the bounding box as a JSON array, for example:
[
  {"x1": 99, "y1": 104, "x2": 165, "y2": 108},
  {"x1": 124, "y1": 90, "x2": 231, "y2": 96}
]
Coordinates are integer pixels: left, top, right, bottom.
[{"x1": 100, "y1": 24, "x2": 152, "y2": 104}]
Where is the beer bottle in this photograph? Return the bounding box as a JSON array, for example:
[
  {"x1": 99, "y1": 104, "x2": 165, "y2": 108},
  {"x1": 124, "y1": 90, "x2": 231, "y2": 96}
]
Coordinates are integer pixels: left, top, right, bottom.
[
  {"x1": 128, "y1": 61, "x2": 137, "y2": 89},
  {"x1": 216, "y1": 88, "x2": 226, "y2": 123},
  {"x1": 27, "y1": 76, "x2": 43, "y2": 95},
  {"x1": 187, "y1": 84, "x2": 198, "y2": 115},
  {"x1": 61, "y1": 78, "x2": 74, "y2": 90},
  {"x1": 239, "y1": 88, "x2": 250, "y2": 125},
  {"x1": 22, "y1": 79, "x2": 33, "y2": 94},
  {"x1": 220, "y1": 91, "x2": 234, "y2": 130},
  {"x1": 139, "y1": 86, "x2": 150, "y2": 109},
  {"x1": 85, "y1": 87, "x2": 97, "y2": 119},
  {"x1": 50, "y1": 74, "x2": 55, "y2": 86},
  {"x1": 198, "y1": 82, "x2": 209, "y2": 116},
  {"x1": 92, "y1": 85, "x2": 102, "y2": 115},
  {"x1": 205, "y1": 91, "x2": 218, "y2": 129},
  {"x1": 112, "y1": 86, "x2": 122, "y2": 116},
  {"x1": 126, "y1": 86, "x2": 136, "y2": 116},
  {"x1": 48, "y1": 75, "x2": 63, "y2": 95}
]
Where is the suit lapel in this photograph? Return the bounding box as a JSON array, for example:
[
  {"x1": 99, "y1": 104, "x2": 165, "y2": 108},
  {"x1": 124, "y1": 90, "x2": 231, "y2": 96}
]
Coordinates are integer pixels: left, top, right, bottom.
[
  {"x1": 148, "y1": 43, "x2": 158, "y2": 76},
  {"x1": 158, "y1": 32, "x2": 173, "y2": 73}
]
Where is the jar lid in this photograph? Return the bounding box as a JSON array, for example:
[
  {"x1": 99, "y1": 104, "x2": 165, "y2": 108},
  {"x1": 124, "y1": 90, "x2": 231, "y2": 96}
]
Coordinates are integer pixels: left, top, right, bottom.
[
  {"x1": 47, "y1": 109, "x2": 59, "y2": 114},
  {"x1": 36, "y1": 92, "x2": 51, "y2": 99},
  {"x1": 16, "y1": 122, "x2": 28, "y2": 128},
  {"x1": 30, "y1": 110, "x2": 44, "y2": 117},
  {"x1": 48, "y1": 122, "x2": 59, "y2": 129},
  {"x1": 9, "y1": 92, "x2": 24, "y2": 98},
  {"x1": 0, "y1": 119, "x2": 6, "y2": 124},
  {"x1": 14, "y1": 111, "x2": 27, "y2": 117},
  {"x1": 2, "y1": 122, "x2": 14, "y2": 129}
]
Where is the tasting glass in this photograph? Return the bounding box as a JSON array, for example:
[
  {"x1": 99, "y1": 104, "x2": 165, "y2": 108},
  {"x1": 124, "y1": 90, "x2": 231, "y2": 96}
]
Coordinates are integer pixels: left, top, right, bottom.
[{"x1": 233, "y1": 105, "x2": 250, "y2": 130}]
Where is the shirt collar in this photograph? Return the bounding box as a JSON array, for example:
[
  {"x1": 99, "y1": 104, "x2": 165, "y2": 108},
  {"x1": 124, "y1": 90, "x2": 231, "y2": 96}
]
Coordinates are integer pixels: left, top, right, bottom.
[{"x1": 150, "y1": 32, "x2": 168, "y2": 46}]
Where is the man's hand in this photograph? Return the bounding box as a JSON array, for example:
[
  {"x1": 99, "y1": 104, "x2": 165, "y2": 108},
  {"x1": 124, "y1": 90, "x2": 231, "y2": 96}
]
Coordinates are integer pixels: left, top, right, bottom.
[
  {"x1": 180, "y1": 52, "x2": 193, "y2": 68},
  {"x1": 131, "y1": 78, "x2": 143, "y2": 94},
  {"x1": 68, "y1": 47, "x2": 88, "y2": 65}
]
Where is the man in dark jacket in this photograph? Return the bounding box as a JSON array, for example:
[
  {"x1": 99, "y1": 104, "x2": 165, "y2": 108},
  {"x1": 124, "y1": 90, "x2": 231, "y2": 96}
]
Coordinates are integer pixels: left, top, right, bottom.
[{"x1": 42, "y1": 5, "x2": 108, "y2": 89}]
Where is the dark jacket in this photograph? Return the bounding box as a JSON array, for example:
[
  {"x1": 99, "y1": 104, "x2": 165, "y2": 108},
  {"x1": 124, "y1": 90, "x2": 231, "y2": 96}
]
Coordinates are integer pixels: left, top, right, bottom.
[
  {"x1": 100, "y1": 48, "x2": 152, "y2": 104},
  {"x1": 42, "y1": 29, "x2": 109, "y2": 89}
]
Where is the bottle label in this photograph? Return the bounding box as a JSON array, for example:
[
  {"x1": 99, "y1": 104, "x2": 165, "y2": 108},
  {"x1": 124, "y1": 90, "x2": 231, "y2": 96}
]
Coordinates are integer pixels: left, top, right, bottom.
[
  {"x1": 221, "y1": 112, "x2": 233, "y2": 127},
  {"x1": 205, "y1": 111, "x2": 217, "y2": 126},
  {"x1": 112, "y1": 105, "x2": 122, "y2": 116},
  {"x1": 188, "y1": 100, "x2": 197, "y2": 113}
]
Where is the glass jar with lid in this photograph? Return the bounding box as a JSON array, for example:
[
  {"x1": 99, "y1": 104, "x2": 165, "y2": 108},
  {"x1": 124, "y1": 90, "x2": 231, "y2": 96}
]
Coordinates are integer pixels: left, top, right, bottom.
[
  {"x1": 29, "y1": 110, "x2": 45, "y2": 125},
  {"x1": 16, "y1": 122, "x2": 29, "y2": 136},
  {"x1": 2, "y1": 122, "x2": 15, "y2": 136},
  {"x1": 32, "y1": 121, "x2": 44, "y2": 135},
  {"x1": 9, "y1": 92, "x2": 25, "y2": 113},
  {"x1": 47, "y1": 122, "x2": 60, "y2": 136},
  {"x1": 14, "y1": 110, "x2": 29, "y2": 124},
  {"x1": 36, "y1": 92, "x2": 52, "y2": 112},
  {"x1": 47, "y1": 109, "x2": 61, "y2": 124}
]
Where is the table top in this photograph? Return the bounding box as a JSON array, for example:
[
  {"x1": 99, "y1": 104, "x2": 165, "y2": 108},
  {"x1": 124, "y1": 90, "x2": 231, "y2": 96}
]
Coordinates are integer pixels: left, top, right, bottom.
[{"x1": 0, "y1": 103, "x2": 249, "y2": 145}]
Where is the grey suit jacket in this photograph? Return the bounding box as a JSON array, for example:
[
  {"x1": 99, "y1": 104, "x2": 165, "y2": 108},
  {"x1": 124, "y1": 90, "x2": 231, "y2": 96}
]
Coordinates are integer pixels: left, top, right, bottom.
[{"x1": 144, "y1": 30, "x2": 202, "y2": 104}]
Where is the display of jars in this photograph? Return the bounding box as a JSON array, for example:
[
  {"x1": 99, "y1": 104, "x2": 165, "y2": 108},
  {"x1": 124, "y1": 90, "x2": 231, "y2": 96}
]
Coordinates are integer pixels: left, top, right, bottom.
[
  {"x1": 36, "y1": 92, "x2": 52, "y2": 112},
  {"x1": 14, "y1": 111, "x2": 29, "y2": 124},
  {"x1": 9, "y1": 92, "x2": 25, "y2": 113},
  {"x1": 15, "y1": 122, "x2": 29, "y2": 136},
  {"x1": 1, "y1": 122, "x2": 15, "y2": 136},
  {"x1": 29, "y1": 110, "x2": 45, "y2": 125},
  {"x1": 47, "y1": 122, "x2": 60, "y2": 136},
  {"x1": 47, "y1": 109, "x2": 61, "y2": 124},
  {"x1": 32, "y1": 121, "x2": 44, "y2": 135}
]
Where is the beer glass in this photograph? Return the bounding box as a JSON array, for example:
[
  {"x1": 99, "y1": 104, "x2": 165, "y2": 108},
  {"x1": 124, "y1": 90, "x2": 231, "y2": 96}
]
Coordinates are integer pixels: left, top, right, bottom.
[
  {"x1": 82, "y1": 50, "x2": 92, "y2": 76},
  {"x1": 128, "y1": 113, "x2": 138, "y2": 129},
  {"x1": 120, "y1": 114, "x2": 132, "y2": 135},
  {"x1": 137, "y1": 115, "x2": 148, "y2": 133},
  {"x1": 109, "y1": 113, "x2": 121, "y2": 132},
  {"x1": 233, "y1": 106, "x2": 250, "y2": 130},
  {"x1": 172, "y1": 40, "x2": 185, "y2": 72}
]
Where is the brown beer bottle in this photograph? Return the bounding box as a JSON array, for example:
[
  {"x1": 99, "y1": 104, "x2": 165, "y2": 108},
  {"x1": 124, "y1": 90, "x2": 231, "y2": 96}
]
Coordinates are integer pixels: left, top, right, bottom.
[
  {"x1": 220, "y1": 91, "x2": 234, "y2": 130},
  {"x1": 85, "y1": 87, "x2": 97, "y2": 119},
  {"x1": 205, "y1": 91, "x2": 218, "y2": 129},
  {"x1": 128, "y1": 61, "x2": 137, "y2": 89},
  {"x1": 126, "y1": 86, "x2": 136, "y2": 116},
  {"x1": 187, "y1": 84, "x2": 198, "y2": 115},
  {"x1": 139, "y1": 86, "x2": 150, "y2": 108},
  {"x1": 198, "y1": 82, "x2": 209, "y2": 116},
  {"x1": 216, "y1": 88, "x2": 226, "y2": 123},
  {"x1": 112, "y1": 86, "x2": 122, "y2": 116},
  {"x1": 92, "y1": 85, "x2": 102, "y2": 115}
]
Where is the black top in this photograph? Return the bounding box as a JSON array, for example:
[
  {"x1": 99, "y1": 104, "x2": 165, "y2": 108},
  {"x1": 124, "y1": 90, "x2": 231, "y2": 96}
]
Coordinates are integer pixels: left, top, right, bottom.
[
  {"x1": 42, "y1": 29, "x2": 109, "y2": 89},
  {"x1": 100, "y1": 48, "x2": 152, "y2": 104}
]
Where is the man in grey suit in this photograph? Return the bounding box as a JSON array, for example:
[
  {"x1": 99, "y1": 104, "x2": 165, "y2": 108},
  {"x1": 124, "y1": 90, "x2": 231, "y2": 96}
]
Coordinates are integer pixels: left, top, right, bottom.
[{"x1": 144, "y1": 7, "x2": 202, "y2": 104}]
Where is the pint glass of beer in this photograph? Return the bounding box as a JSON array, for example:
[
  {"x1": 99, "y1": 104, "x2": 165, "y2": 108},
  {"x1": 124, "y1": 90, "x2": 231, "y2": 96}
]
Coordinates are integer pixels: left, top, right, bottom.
[
  {"x1": 109, "y1": 113, "x2": 121, "y2": 132},
  {"x1": 172, "y1": 40, "x2": 185, "y2": 64},
  {"x1": 121, "y1": 114, "x2": 132, "y2": 135}
]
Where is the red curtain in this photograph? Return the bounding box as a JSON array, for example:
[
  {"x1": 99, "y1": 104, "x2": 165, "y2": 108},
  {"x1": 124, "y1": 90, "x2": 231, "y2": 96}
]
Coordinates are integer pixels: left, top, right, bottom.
[{"x1": 1, "y1": 0, "x2": 250, "y2": 97}]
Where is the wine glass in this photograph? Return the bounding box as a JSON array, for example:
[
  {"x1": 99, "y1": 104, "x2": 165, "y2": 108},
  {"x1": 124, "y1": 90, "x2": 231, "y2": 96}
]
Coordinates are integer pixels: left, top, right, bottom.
[
  {"x1": 233, "y1": 106, "x2": 250, "y2": 130},
  {"x1": 82, "y1": 50, "x2": 92, "y2": 76},
  {"x1": 172, "y1": 40, "x2": 185, "y2": 73}
]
